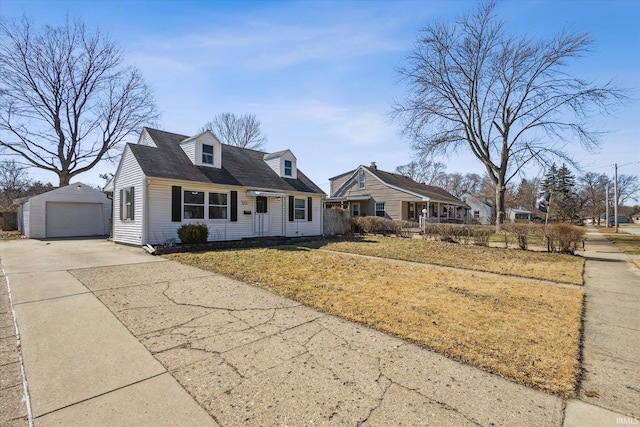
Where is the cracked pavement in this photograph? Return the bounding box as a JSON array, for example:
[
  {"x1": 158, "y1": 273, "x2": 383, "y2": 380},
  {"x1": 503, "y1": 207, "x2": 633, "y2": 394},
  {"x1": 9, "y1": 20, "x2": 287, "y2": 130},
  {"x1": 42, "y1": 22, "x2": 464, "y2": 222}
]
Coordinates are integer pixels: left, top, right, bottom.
[{"x1": 70, "y1": 260, "x2": 563, "y2": 426}]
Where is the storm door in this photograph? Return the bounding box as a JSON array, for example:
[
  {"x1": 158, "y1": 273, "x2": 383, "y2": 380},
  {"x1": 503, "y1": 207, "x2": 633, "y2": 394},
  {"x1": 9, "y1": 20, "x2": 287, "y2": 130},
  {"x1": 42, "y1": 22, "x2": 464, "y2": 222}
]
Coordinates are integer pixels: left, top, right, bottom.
[{"x1": 254, "y1": 196, "x2": 270, "y2": 235}]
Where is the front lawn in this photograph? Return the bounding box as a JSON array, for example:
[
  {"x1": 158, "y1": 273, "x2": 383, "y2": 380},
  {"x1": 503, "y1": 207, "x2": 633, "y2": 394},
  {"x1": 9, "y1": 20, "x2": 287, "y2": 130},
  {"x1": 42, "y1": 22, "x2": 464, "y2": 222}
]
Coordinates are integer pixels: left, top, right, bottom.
[
  {"x1": 167, "y1": 245, "x2": 583, "y2": 396},
  {"x1": 305, "y1": 236, "x2": 584, "y2": 285},
  {"x1": 597, "y1": 227, "x2": 640, "y2": 255}
]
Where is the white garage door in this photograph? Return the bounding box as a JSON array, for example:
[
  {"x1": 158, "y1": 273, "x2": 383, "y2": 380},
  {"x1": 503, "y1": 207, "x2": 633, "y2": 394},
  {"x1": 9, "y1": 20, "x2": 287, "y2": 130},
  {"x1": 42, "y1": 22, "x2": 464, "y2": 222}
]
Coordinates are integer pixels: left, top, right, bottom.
[{"x1": 46, "y1": 202, "x2": 104, "y2": 238}]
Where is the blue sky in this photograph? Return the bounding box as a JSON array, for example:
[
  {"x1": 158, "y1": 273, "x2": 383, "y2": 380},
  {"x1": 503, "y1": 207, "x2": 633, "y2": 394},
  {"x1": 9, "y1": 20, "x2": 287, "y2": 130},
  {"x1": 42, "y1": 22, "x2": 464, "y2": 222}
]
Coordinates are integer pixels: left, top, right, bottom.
[{"x1": 2, "y1": 0, "x2": 639, "y2": 194}]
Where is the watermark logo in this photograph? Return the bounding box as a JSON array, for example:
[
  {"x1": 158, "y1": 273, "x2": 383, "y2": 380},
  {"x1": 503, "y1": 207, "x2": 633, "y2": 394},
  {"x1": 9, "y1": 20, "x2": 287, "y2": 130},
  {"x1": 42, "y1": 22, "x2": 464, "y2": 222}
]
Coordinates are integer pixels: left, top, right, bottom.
[{"x1": 617, "y1": 417, "x2": 639, "y2": 425}]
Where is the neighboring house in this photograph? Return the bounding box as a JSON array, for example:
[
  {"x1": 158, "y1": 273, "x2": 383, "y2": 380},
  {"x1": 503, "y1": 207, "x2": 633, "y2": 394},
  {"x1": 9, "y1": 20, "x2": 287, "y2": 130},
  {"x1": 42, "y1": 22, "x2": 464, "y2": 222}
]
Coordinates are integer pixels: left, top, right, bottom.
[
  {"x1": 110, "y1": 127, "x2": 325, "y2": 246},
  {"x1": 507, "y1": 207, "x2": 533, "y2": 223},
  {"x1": 460, "y1": 193, "x2": 494, "y2": 225},
  {"x1": 326, "y1": 163, "x2": 467, "y2": 222},
  {"x1": 14, "y1": 183, "x2": 112, "y2": 238}
]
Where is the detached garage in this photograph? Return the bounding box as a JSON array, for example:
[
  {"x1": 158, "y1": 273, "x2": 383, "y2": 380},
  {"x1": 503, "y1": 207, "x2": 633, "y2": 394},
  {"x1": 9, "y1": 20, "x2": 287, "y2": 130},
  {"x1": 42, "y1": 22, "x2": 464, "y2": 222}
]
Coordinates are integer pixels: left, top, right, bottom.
[{"x1": 15, "y1": 183, "x2": 112, "y2": 239}]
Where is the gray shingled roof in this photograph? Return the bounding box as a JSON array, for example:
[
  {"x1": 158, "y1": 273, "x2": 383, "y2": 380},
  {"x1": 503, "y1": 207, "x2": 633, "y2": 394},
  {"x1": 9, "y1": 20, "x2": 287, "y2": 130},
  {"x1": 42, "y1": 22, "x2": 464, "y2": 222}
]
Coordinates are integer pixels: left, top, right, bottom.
[
  {"x1": 366, "y1": 166, "x2": 465, "y2": 205},
  {"x1": 128, "y1": 128, "x2": 325, "y2": 195}
]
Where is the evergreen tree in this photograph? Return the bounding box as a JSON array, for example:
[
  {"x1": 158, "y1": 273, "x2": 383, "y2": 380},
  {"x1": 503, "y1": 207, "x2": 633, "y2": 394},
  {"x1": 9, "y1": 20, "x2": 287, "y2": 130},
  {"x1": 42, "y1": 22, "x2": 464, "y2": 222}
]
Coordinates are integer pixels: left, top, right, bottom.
[
  {"x1": 541, "y1": 163, "x2": 579, "y2": 221},
  {"x1": 542, "y1": 164, "x2": 559, "y2": 192}
]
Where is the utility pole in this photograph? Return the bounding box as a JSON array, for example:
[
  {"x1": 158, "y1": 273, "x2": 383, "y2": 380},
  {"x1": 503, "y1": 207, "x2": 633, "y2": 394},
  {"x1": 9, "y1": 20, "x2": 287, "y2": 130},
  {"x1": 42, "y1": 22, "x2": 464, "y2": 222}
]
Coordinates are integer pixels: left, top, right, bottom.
[
  {"x1": 605, "y1": 183, "x2": 609, "y2": 227},
  {"x1": 614, "y1": 163, "x2": 618, "y2": 233}
]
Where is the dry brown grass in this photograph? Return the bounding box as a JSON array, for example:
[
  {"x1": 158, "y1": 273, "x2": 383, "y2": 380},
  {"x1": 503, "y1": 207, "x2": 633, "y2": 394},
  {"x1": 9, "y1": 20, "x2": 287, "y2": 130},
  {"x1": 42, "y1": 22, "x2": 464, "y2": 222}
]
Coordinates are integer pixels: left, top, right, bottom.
[
  {"x1": 597, "y1": 228, "x2": 640, "y2": 255},
  {"x1": 305, "y1": 237, "x2": 584, "y2": 285},
  {"x1": 167, "y1": 247, "x2": 583, "y2": 396}
]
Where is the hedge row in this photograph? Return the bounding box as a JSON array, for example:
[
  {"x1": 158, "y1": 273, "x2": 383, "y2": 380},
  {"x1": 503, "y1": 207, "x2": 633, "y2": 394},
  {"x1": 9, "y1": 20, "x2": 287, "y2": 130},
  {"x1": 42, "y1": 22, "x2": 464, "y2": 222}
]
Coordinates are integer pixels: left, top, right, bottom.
[{"x1": 352, "y1": 217, "x2": 585, "y2": 254}]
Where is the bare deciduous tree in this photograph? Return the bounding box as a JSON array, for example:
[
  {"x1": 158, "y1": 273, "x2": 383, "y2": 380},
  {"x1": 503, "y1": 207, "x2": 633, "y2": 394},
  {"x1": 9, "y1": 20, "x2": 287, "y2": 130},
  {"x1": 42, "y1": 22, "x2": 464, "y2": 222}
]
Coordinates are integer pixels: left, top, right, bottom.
[
  {"x1": 391, "y1": 1, "x2": 625, "y2": 227},
  {"x1": 200, "y1": 113, "x2": 267, "y2": 150},
  {"x1": 578, "y1": 172, "x2": 610, "y2": 224},
  {"x1": 395, "y1": 156, "x2": 446, "y2": 185},
  {"x1": 0, "y1": 17, "x2": 158, "y2": 186},
  {"x1": 432, "y1": 172, "x2": 482, "y2": 198},
  {"x1": 617, "y1": 174, "x2": 640, "y2": 206},
  {"x1": 0, "y1": 159, "x2": 31, "y2": 211}
]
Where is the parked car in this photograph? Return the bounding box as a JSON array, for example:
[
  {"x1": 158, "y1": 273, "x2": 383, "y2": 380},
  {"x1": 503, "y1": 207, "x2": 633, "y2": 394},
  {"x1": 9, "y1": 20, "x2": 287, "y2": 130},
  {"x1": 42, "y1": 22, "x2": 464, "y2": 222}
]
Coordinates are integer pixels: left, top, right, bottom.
[{"x1": 608, "y1": 216, "x2": 629, "y2": 227}]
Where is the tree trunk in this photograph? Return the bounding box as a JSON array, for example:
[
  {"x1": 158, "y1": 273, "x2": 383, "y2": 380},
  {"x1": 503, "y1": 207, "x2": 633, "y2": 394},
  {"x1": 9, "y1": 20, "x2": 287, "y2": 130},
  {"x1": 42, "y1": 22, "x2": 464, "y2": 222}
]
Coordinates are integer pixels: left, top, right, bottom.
[
  {"x1": 58, "y1": 171, "x2": 71, "y2": 187},
  {"x1": 495, "y1": 180, "x2": 506, "y2": 231}
]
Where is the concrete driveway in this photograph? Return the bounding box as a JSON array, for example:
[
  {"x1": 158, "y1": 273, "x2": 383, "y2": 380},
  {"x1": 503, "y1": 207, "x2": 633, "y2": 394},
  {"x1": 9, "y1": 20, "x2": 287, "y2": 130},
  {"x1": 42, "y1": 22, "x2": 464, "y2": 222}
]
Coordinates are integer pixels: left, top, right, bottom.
[{"x1": 1, "y1": 236, "x2": 636, "y2": 426}]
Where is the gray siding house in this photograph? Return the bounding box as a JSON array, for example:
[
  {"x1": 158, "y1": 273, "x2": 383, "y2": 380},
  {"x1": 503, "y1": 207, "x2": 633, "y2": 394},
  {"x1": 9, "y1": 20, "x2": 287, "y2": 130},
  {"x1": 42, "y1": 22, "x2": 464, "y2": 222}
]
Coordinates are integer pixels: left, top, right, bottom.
[
  {"x1": 110, "y1": 128, "x2": 325, "y2": 246},
  {"x1": 326, "y1": 163, "x2": 467, "y2": 222}
]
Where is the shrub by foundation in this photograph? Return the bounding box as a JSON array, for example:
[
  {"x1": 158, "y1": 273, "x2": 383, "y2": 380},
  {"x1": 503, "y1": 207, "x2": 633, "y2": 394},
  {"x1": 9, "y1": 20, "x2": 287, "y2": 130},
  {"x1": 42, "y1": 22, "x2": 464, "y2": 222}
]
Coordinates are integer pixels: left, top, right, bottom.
[{"x1": 177, "y1": 223, "x2": 209, "y2": 244}]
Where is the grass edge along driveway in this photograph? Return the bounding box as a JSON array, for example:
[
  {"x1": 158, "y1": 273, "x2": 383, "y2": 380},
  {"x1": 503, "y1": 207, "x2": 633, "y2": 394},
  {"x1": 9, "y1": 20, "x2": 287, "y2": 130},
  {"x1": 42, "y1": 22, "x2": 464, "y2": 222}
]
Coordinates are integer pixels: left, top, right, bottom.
[{"x1": 167, "y1": 242, "x2": 583, "y2": 396}]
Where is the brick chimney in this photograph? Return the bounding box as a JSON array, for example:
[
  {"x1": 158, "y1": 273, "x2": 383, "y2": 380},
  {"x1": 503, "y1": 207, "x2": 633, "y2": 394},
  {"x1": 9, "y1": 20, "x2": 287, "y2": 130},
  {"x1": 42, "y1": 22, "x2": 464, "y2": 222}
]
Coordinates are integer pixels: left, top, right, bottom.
[{"x1": 370, "y1": 162, "x2": 377, "y2": 170}]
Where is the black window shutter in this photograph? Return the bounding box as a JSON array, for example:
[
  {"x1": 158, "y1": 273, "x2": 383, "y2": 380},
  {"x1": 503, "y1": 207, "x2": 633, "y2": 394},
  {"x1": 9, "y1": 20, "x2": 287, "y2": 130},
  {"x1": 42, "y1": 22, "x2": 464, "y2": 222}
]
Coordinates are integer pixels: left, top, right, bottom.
[
  {"x1": 131, "y1": 187, "x2": 135, "y2": 220},
  {"x1": 119, "y1": 189, "x2": 123, "y2": 220},
  {"x1": 288, "y1": 196, "x2": 294, "y2": 222},
  {"x1": 230, "y1": 191, "x2": 237, "y2": 222},
  {"x1": 307, "y1": 197, "x2": 312, "y2": 221},
  {"x1": 171, "y1": 186, "x2": 182, "y2": 222}
]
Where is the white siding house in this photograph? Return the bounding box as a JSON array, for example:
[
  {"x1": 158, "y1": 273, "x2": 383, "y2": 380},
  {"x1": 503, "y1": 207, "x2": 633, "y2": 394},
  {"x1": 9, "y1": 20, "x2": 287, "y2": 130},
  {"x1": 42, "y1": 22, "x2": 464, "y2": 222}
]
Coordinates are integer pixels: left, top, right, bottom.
[
  {"x1": 112, "y1": 128, "x2": 325, "y2": 246},
  {"x1": 15, "y1": 184, "x2": 112, "y2": 238},
  {"x1": 461, "y1": 193, "x2": 494, "y2": 225}
]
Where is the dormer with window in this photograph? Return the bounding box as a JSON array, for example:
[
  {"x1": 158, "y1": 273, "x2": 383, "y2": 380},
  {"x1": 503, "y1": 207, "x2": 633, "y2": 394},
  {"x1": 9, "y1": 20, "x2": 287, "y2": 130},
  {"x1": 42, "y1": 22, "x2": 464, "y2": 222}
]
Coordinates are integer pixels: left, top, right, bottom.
[
  {"x1": 180, "y1": 130, "x2": 222, "y2": 168},
  {"x1": 264, "y1": 149, "x2": 297, "y2": 179}
]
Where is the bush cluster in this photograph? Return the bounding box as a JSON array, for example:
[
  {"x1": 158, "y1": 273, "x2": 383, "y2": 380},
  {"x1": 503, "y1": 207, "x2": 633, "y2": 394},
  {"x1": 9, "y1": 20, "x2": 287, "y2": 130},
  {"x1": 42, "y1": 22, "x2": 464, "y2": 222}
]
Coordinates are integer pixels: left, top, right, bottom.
[
  {"x1": 542, "y1": 223, "x2": 585, "y2": 254},
  {"x1": 177, "y1": 223, "x2": 209, "y2": 244},
  {"x1": 422, "y1": 223, "x2": 493, "y2": 246},
  {"x1": 502, "y1": 223, "x2": 534, "y2": 250},
  {"x1": 351, "y1": 216, "x2": 415, "y2": 236}
]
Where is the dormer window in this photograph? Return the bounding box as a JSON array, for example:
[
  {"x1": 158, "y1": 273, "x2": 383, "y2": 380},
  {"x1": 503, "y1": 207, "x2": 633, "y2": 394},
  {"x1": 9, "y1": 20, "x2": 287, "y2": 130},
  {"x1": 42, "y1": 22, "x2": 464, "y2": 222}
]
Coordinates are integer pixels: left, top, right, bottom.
[
  {"x1": 202, "y1": 144, "x2": 214, "y2": 164},
  {"x1": 180, "y1": 131, "x2": 221, "y2": 168},
  {"x1": 263, "y1": 150, "x2": 297, "y2": 178}
]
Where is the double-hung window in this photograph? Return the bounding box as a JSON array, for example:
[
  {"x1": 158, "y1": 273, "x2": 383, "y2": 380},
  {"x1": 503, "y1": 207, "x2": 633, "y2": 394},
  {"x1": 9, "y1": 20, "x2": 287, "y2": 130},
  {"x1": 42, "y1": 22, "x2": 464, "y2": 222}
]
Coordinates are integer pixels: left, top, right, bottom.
[
  {"x1": 202, "y1": 144, "x2": 214, "y2": 165},
  {"x1": 183, "y1": 191, "x2": 205, "y2": 219},
  {"x1": 208, "y1": 192, "x2": 228, "y2": 219},
  {"x1": 294, "y1": 198, "x2": 306, "y2": 220},
  {"x1": 184, "y1": 191, "x2": 228, "y2": 220},
  {"x1": 284, "y1": 160, "x2": 292, "y2": 177},
  {"x1": 358, "y1": 174, "x2": 365, "y2": 189},
  {"x1": 375, "y1": 202, "x2": 385, "y2": 217}
]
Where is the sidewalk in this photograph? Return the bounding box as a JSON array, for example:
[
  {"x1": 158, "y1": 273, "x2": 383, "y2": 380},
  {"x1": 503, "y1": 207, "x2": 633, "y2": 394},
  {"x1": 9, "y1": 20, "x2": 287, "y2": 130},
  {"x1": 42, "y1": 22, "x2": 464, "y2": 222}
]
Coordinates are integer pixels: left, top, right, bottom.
[{"x1": 564, "y1": 227, "x2": 640, "y2": 426}]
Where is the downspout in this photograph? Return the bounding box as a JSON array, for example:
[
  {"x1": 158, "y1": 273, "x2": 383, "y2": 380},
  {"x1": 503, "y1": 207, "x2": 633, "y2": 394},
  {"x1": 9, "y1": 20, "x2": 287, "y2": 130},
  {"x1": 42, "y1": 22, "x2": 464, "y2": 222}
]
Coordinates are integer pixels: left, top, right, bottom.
[{"x1": 321, "y1": 195, "x2": 325, "y2": 236}]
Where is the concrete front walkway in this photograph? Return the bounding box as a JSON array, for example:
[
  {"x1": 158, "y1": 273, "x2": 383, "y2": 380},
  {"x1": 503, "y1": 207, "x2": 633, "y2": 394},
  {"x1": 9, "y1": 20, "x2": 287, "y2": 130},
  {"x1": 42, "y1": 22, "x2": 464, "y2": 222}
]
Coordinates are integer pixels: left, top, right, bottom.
[
  {"x1": 564, "y1": 227, "x2": 640, "y2": 426},
  {"x1": 1, "y1": 237, "x2": 566, "y2": 426}
]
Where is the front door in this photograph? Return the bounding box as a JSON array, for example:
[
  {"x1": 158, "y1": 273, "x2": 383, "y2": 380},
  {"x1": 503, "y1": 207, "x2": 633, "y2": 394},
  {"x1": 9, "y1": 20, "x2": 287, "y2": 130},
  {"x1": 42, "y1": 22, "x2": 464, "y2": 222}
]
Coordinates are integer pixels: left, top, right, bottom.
[{"x1": 254, "y1": 196, "x2": 270, "y2": 235}]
